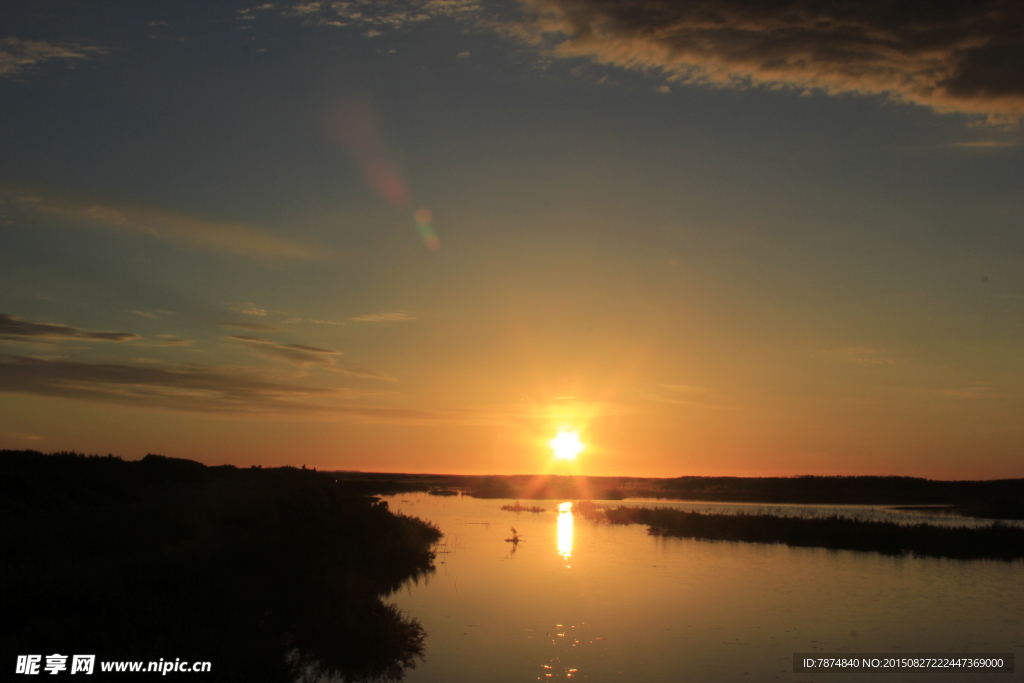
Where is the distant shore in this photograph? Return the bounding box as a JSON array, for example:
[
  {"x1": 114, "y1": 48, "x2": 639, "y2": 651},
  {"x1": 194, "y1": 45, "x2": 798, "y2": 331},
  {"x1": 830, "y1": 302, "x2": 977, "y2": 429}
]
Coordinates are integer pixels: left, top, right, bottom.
[{"x1": 325, "y1": 470, "x2": 1024, "y2": 520}]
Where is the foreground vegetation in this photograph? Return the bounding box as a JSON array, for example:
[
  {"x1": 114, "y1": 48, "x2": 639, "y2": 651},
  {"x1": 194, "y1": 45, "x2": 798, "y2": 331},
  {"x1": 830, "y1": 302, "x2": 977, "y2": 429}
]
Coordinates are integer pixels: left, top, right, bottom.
[
  {"x1": 574, "y1": 503, "x2": 1024, "y2": 561},
  {"x1": 1, "y1": 450, "x2": 442, "y2": 682}
]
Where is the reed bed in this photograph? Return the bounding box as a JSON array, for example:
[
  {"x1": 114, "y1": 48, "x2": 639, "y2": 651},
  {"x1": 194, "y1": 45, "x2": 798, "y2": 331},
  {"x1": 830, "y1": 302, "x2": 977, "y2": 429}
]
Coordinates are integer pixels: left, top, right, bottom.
[{"x1": 582, "y1": 505, "x2": 1024, "y2": 561}]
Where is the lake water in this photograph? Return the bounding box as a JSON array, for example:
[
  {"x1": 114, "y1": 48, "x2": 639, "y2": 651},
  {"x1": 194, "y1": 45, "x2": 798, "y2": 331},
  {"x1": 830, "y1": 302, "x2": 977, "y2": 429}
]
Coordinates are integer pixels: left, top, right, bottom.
[{"x1": 385, "y1": 493, "x2": 1022, "y2": 682}]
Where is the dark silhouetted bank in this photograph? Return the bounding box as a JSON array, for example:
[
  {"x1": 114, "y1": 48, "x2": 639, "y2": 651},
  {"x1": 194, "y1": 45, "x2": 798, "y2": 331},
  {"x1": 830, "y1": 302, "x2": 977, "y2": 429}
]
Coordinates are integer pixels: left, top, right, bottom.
[{"x1": 1, "y1": 450, "x2": 442, "y2": 682}]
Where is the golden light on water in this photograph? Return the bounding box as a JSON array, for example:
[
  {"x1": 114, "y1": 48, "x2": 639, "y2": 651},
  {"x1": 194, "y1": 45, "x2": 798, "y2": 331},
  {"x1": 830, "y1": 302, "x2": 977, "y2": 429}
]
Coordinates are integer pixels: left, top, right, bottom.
[
  {"x1": 550, "y1": 430, "x2": 584, "y2": 461},
  {"x1": 557, "y1": 501, "x2": 573, "y2": 561}
]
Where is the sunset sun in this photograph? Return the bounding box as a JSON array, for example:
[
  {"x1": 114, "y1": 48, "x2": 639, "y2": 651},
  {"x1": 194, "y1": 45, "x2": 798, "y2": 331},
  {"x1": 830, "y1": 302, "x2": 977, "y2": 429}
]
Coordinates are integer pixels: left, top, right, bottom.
[{"x1": 550, "y1": 430, "x2": 584, "y2": 461}]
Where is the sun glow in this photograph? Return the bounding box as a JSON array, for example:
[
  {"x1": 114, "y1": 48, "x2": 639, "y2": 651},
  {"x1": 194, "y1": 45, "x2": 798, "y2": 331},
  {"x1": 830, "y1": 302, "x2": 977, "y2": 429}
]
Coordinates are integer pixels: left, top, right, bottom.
[{"x1": 550, "y1": 430, "x2": 584, "y2": 461}]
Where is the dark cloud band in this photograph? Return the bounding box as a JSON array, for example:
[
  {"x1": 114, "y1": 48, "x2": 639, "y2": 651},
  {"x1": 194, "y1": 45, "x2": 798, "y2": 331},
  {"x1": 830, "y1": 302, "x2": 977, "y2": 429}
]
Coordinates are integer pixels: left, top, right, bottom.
[
  {"x1": 517, "y1": 0, "x2": 1024, "y2": 124},
  {"x1": 0, "y1": 354, "x2": 446, "y2": 422},
  {"x1": 0, "y1": 313, "x2": 139, "y2": 343}
]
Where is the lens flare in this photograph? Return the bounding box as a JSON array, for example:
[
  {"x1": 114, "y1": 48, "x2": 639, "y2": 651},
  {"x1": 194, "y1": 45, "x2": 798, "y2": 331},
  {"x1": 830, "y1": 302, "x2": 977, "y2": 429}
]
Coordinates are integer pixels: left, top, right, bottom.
[
  {"x1": 414, "y1": 206, "x2": 441, "y2": 250},
  {"x1": 328, "y1": 101, "x2": 441, "y2": 251},
  {"x1": 327, "y1": 101, "x2": 409, "y2": 206}
]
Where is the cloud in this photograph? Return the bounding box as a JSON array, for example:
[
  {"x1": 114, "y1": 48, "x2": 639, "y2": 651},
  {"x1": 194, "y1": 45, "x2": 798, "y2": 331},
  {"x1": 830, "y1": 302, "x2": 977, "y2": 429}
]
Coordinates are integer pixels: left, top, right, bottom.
[
  {"x1": 337, "y1": 366, "x2": 398, "y2": 382},
  {"x1": 237, "y1": 4, "x2": 276, "y2": 22},
  {"x1": 227, "y1": 333, "x2": 397, "y2": 379},
  {"x1": 0, "y1": 37, "x2": 106, "y2": 79},
  {"x1": 950, "y1": 139, "x2": 1017, "y2": 148},
  {"x1": 218, "y1": 320, "x2": 281, "y2": 332},
  {"x1": 349, "y1": 311, "x2": 416, "y2": 321},
  {"x1": 239, "y1": 0, "x2": 480, "y2": 32},
  {"x1": 149, "y1": 336, "x2": 191, "y2": 347},
  {"x1": 0, "y1": 431, "x2": 48, "y2": 441},
  {"x1": 280, "y1": 317, "x2": 344, "y2": 325},
  {"x1": 0, "y1": 353, "x2": 475, "y2": 423},
  {"x1": 0, "y1": 313, "x2": 139, "y2": 343},
  {"x1": 939, "y1": 386, "x2": 999, "y2": 400},
  {"x1": 513, "y1": 0, "x2": 1024, "y2": 125},
  {"x1": 231, "y1": 304, "x2": 269, "y2": 316},
  {"x1": 3, "y1": 188, "x2": 330, "y2": 260},
  {"x1": 228, "y1": 335, "x2": 342, "y2": 367}
]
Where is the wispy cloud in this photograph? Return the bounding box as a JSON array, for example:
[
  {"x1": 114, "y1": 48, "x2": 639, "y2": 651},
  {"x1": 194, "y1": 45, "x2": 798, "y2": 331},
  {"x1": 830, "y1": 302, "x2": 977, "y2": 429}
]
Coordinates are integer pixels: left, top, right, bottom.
[
  {"x1": 0, "y1": 353, "x2": 471, "y2": 423},
  {"x1": 3, "y1": 188, "x2": 331, "y2": 260},
  {"x1": 0, "y1": 37, "x2": 106, "y2": 79},
  {"x1": 238, "y1": 0, "x2": 480, "y2": 32},
  {"x1": 218, "y1": 320, "x2": 281, "y2": 332},
  {"x1": 129, "y1": 309, "x2": 175, "y2": 320},
  {"x1": 226, "y1": 333, "x2": 398, "y2": 380},
  {"x1": 349, "y1": 311, "x2": 416, "y2": 322},
  {"x1": 228, "y1": 335, "x2": 341, "y2": 367},
  {"x1": 230, "y1": 304, "x2": 270, "y2": 316},
  {"x1": 512, "y1": 0, "x2": 1024, "y2": 125},
  {"x1": 950, "y1": 140, "x2": 1018, "y2": 148},
  {"x1": 337, "y1": 366, "x2": 398, "y2": 382},
  {"x1": 146, "y1": 336, "x2": 192, "y2": 348},
  {"x1": 0, "y1": 430, "x2": 48, "y2": 442},
  {"x1": 939, "y1": 386, "x2": 1000, "y2": 400},
  {"x1": 0, "y1": 313, "x2": 139, "y2": 343},
  {"x1": 280, "y1": 317, "x2": 343, "y2": 325}
]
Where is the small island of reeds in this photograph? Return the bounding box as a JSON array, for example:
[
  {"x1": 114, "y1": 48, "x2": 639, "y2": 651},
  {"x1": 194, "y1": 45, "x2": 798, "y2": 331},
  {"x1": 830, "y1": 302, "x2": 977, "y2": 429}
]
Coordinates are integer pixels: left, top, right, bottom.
[
  {"x1": 574, "y1": 504, "x2": 1024, "y2": 561},
  {"x1": 426, "y1": 487, "x2": 461, "y2": 496},
  {"x1": 501, "y1": 501, "x2": 547, "y2": 513}
]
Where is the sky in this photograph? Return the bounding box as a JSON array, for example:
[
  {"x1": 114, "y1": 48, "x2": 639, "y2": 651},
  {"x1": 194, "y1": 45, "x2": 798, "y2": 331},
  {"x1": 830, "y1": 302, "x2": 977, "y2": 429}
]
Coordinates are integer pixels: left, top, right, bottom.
[{"x1": 1, "y1": 0, "x2": 1022, "y2": 478}]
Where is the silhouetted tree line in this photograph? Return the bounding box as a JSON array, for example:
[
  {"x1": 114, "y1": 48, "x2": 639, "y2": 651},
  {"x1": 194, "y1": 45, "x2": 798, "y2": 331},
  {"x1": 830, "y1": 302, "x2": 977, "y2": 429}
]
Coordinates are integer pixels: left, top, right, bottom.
[
  {"x1": 582, "y1": 505, "x2": 1024, "y2": 561},
  {"x1": 1, "y1": 450, "x2": 442, "y2": 682}
]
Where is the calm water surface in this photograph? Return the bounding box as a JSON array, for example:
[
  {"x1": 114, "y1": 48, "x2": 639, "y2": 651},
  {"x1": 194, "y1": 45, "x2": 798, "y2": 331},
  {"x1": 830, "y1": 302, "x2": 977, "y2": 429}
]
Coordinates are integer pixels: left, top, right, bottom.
[{"x1": 385, "y1": 493, "x2": 1022, "y2": 682}]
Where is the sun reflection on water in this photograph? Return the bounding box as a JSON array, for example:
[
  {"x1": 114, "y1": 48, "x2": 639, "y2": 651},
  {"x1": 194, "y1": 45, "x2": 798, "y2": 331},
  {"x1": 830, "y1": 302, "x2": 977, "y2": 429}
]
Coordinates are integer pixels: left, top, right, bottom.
[{"x1": 557, "y1": 502, "x2": 573, "y2": 563}]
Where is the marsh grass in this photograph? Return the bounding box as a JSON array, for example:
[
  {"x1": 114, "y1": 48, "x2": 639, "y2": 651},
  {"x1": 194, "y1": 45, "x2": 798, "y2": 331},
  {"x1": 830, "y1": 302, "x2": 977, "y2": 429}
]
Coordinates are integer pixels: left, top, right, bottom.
[
  {"x1": 577, "y1": 504, "x2": 1024, "y2": 561},
  {"x1": 501, "y1": 501, "x2": 547, "y2": 513},
  {"x1": 426, "y1": 488, "x2": 461, "y2": 497}
]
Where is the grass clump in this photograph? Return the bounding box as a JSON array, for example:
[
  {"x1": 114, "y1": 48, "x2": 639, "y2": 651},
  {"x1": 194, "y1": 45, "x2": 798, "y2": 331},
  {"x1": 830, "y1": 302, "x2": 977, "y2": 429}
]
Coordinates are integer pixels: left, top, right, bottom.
[{"x1": 501, "y1": 501, "x2": 547, "y2": 513}]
